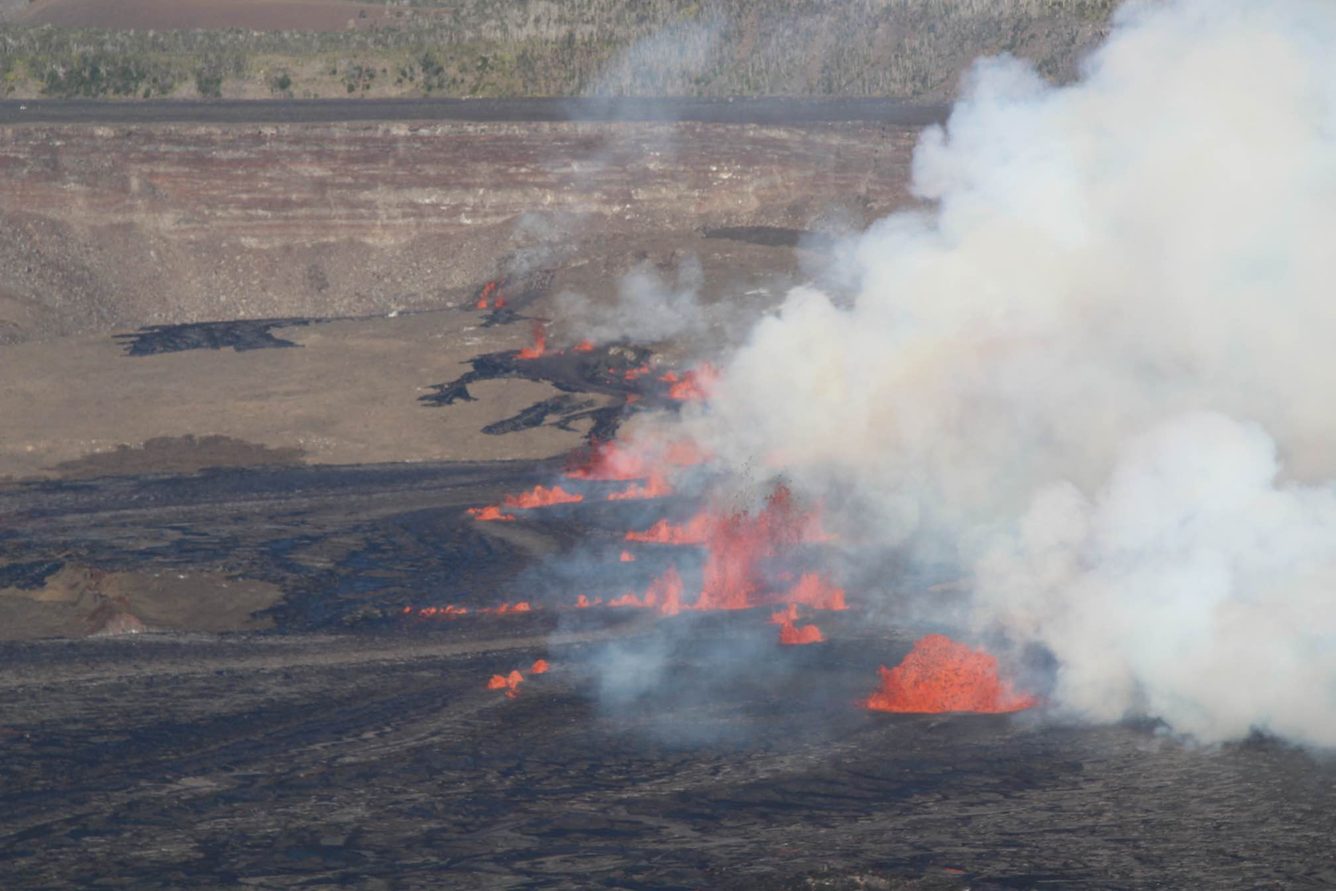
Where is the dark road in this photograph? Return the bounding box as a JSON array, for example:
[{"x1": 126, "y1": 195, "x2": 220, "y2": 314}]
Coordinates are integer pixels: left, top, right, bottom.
[{"x1": 0, "y1": 96, "x2": 951, "y2": 127}]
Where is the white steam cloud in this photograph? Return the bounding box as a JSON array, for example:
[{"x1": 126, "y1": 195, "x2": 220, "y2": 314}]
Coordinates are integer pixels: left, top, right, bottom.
[
  {"x1": 555, "y1": 256, "x2": 755, "y2": 348},
  {"x1": 686, "y1": 0, "x2": 1336, "y2": 745}
]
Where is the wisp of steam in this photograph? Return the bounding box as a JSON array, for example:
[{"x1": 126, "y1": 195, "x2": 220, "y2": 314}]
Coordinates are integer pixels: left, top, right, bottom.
[{"x1": 679, "y1": 0, "x2": 1336, "y2": 746}]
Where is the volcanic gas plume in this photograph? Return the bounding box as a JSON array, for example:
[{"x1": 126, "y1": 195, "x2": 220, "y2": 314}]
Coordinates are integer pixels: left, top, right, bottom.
[
  {"x1": 673, "y1": 0, "x2": 1336, "y2": 745},
  {"x1": 460, "y1": 0, "x2": 1336, "y2": 745}
]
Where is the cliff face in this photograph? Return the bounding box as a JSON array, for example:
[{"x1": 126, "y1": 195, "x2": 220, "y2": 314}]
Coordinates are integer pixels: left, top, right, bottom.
[{"x1": 0, "y1": 119, "x2": 921, "y2": 342}]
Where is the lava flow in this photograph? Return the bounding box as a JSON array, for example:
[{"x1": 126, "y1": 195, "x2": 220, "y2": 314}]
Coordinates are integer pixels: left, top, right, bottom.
[
  {"x1": 565, "y1": 436, "x2": 708, "y2": 481},
  {"x1": 467, "y1": 505, "x2": 516, "y2": 521},
  {"x1": 469, "y1": 484, "x2": 582, "y2": 521},
  {"x1": 607, "y1": 474, "x2": 673, "y2": 501},
  {"x1": 484, "y1": 602, "x2": 532, "y2": 614},
  {"x1": 624, "y1": 513, "x2": 713, "y2": 544},
  {"x1": 518, "y1": 322, "x2": 546, "y2": 359},
  {"x1": 412, "y1": 601, "x2": 533, "y2": 617},
  {"x1": 623, "y1": 486, "x2": 838, "y2": 612},
  {"x1": 411, "y1": 605, "x2": 468, "y2": 617},
  {"x1": 865, "y1": 634, "x2": 1038, "y2": 714},
  {"x1": 487, "y1": 669, "x2": 524, "y2": 698},
  {"x1": 784, "y1": 572, "x2": 847, "y2": 611},
  {"x1": 667, "y1": 362, "x2": 719, "y2": 401},
  {"x1": 530, "y1": 659, "x2": 550, "y2": 674},
  {"x1": 608, "y1": 565, "x2": 683, "y2": 615},
  {"x1": 778, "y1": 621, "x2": 823, "y2": 645},
  {"x1": 505, "y1": 485, "x2": 582, "y2": 509},
  {"x1": 475, "y1": 279, "x2": 504, "y2": 309}
]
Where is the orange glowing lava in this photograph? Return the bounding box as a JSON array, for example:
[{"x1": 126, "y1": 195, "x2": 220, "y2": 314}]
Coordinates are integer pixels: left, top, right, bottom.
[
  {"x1": 621, "y1": 486, "x2": 839, "y2": 614},
  {"x1": 575, "y1": 594, "x2": 603, "y2": 608},
  {"x1": 476, "y1": 280, "x2": 499, "y2": 309},
  {"x1": 487, "y1": 669, "x2": 524, "y2": 697},
  {"x1": 667, "y1": 362, "x2": 719, "y2": 401},
  {"x1": 609, "y1": 565, "x2": 683, "y2": 615},
  {"x1": 778, "y1": 621, "x2": 824, "y2": 645},
  {"x1": 574, "y1": 340, "x2": 595, "y2": 352},
  {"x1": 487, "y1": 602, "x2": 532, "y2": 614},
  {"x1": 417, "y1": 605, "x2": 468, "y2": 617},
  {"x1": 530, "y1": 659, "x2": 550, "y2": 674},
  {"x1": 693, "y1": 487, "x2": 829, "y2": 611},
  {"x1": 503, "y1": 485, "x2": 583, "y2": 509},
  {"x1": 623, "y1": 364, "x2": 651, "y2": 380},
  {"x1": 624, "y1": 512, "x2": 713, "y2": 544},
  {"x1": 607, "y1": 474, "x2": 673, "y2": 501},
  {"x1": 864, "y1": 634, "x2": 1038, "y2": 714},
  {"x1": 467, "y1": 505, "x2": 516, "y2": 522},
  {"x1": 566, "y1": 437, "x2": 708, "y2": 481},
  {"x1": 770, "y1": 603, "x2": 799, "y2": 625},
  {"x1": 518, "y1": 323, "x2": 547, "y2": 359},
  {"x1": 619, "y1": 550, "x2": 636, "y2": 562},
  {"x1": 784, "y1": 572, "x2": 847, "y2": 611}
]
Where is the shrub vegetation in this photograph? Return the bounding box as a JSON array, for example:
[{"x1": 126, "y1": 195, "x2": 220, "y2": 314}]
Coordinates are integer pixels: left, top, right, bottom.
[{"x1": 0, "y1": 0, "x2": 1119, "y2": 99}]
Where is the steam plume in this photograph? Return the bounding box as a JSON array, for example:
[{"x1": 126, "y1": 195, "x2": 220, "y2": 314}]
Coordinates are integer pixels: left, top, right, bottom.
[{"x1": 685, "y1": 0, "x2": 1336, "y2": 745}]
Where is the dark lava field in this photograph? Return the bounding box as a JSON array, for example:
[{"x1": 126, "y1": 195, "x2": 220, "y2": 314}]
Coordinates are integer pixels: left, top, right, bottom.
[{"x1": 2, "y1": 445, "x2": 1335, "y2": 890}]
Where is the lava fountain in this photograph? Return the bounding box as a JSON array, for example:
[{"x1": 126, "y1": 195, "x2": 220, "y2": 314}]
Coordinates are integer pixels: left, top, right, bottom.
[{"x1": 865, "y1": 634, "x2": 1037, "y2": 714}]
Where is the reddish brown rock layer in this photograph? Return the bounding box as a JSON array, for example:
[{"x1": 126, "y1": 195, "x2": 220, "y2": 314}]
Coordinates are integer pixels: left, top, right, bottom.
[{"x1": 0, "y1": 120, "x2": 919, "y2": 341}]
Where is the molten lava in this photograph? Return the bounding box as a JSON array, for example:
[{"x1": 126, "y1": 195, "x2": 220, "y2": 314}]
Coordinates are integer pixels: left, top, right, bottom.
[
  {"x1": 607, "y1": 474, "x2": 673, "y2": 501},
  {"x1": 470, "y1": 485, "x2": 583, "y2": 520},
  {"x1": 784, "y1": 573, "x2": 848, "y2": 611},
  {"x1": 565, "y1": 436, "x2": 709, "y2": 481},
  {"x1": 622, "y1": 487, "x2": 841, "y2": 614},
  {"x1": 574, "y1": 594, "x2": 602, "y2": 608},
  {"x1": 573, "y1": 340, "x2": 595, "y2": 352},
  {"x1": 503, "y1": 485, "x2": 583, "y2": 509},
  {"x1": 487, "y1": 669, "x2": 524, "y2": 698},
  {"x1": 476, "y1": 280, "x2": 500, "y2": 309},
  {"x1": 619, "y1": 550, "x2": 636, "y2": 562},
  {"x1": 518, "y1": 323, "x2": 547, "y2": 359},
  {"x1": 770, "y1": 603, "x2": 799, "y2": 625},
  {"x1": 416, "y1": 605, "x2": 468, "y2": 617},
  {"x1": 778, "y1": 621, "x2": 824, "y2": 645},
  {"x1": 864, "y1": 634, "x2": 1038, "y2": 714},
  {"x1": 468, "y1": 505, "x2": 516, "y2": 521},
  {"x1": 667, "y1": 362, "x2": 720, "y2": 401},
  {"x1": 608, "y1": 565, "x2": 683, "y2": 615},
  {"x1": 487, "y1": 602, "x2": 532, "y2": 614},
  {"x1": 693, "y1": 487, "x2": 830, "y2": 611},
  {"x1": 530, "y1": 659, "x2": 550, "y2": 674},
  {"x1": 624, "y1": 513, "x2": 713, "y2": 544}
]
